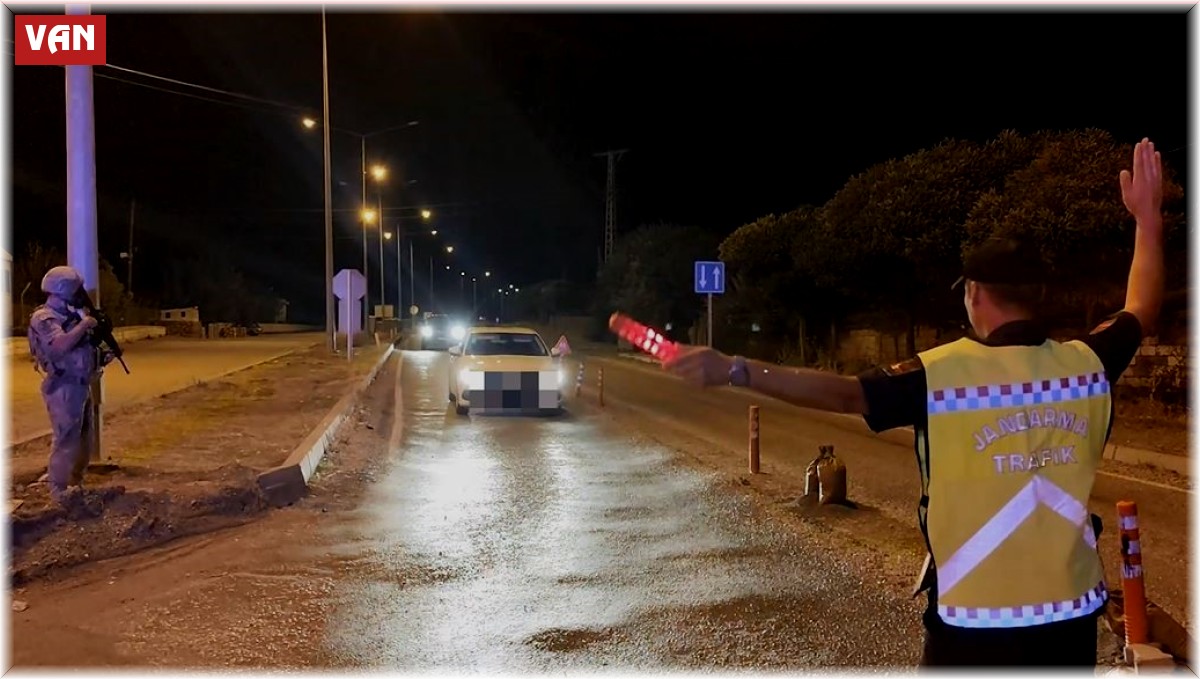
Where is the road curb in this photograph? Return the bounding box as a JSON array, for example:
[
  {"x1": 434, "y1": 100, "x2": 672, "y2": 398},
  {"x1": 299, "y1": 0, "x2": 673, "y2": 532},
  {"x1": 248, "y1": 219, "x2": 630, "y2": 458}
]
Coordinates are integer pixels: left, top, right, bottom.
[
  {"x1": 6, "y1": 325, "x2": 166, "y2": 358},
  {"x1": 256, "y1": 345, "x2": 396, "y2": 507},
  {"x1": 5, "y1": 342, "x2": 321, "y2": 453},
  {"x1": 1103, "y1": 444, "x2": 1190, "y2": 476},
  {"x1": 607, "y1": 352, "x2": 1190, "y2": 478}
]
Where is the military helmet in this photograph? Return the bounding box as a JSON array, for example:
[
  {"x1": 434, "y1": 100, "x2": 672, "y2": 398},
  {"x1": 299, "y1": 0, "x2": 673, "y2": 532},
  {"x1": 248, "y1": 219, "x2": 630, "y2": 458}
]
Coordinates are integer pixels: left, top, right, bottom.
[{"x1": 40, "y1": 265, "x2": 85, "y2": 297}]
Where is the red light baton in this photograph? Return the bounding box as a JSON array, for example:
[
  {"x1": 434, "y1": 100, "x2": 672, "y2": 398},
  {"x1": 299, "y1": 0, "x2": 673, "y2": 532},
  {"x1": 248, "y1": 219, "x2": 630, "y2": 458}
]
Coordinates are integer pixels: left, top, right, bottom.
[{"x1": 608, "y1": 312, "x2": 680, "y2": 363}]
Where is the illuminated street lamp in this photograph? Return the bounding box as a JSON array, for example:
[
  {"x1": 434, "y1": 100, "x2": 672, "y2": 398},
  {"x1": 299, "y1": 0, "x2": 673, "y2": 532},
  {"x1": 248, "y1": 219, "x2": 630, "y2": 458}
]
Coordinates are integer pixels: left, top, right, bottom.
[
  {"x1": 301, "y1": 115, "x2": 418, "y2": 326},
  {"x1": 446, "y1": 245, "x2": 455, "y2": 253},
  {"x1": 421, "y1": 209, "x2": 432, "y2": 220},
  {"x1": 484, "y1": 271, "x2": 491, "y2": 277},
  {"x1": 371, "y1": 165, "x2": 387, "y2": 181},
  {"x1": 431, "y1": 229, "x2": 439, "y2": 236},
  {"x1": 362, "y1": 208, "x2": 377, "y2": 224}
]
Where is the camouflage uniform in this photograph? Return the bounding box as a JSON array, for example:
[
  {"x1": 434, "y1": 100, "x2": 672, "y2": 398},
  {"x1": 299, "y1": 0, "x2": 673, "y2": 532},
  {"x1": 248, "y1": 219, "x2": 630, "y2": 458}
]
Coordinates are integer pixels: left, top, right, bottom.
[{"x1": 27, "y1": 266, "x2": 104, "y2": 504}]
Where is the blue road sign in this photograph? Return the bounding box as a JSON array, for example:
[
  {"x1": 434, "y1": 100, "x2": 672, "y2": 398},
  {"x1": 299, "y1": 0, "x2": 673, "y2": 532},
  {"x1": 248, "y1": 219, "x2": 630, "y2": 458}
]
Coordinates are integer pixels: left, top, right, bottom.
[{"x1": 694, "y1": 261, "x2": 725, "y2": 295}]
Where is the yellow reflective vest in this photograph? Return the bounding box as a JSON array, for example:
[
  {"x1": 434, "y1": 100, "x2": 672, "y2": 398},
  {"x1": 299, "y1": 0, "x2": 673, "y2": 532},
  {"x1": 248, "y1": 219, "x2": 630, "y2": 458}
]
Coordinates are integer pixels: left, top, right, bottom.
[{"x1": 916, "y1": 337, "x2": 1111, "y2": 629}]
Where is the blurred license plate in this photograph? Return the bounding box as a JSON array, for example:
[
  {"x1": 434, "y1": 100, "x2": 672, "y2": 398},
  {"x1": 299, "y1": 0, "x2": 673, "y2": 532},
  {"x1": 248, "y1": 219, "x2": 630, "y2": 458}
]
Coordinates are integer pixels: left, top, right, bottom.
[{"x1": 467, "y1": 371, "x2": 559, "y2": 413}]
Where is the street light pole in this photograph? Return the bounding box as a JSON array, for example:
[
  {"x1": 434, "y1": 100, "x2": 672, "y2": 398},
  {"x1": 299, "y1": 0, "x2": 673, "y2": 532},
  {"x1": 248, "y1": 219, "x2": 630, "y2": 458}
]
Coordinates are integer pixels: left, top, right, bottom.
[
  {"x1": 409, "y1": 239, "x2": 415, "y2": 316},
  {"x1": 361, "y1": 136, "x2": 371, "y2": 326},
  {"x1": 322, "y1": 7, "x2": 335, "y2": 353},
  {"x1": 126, "y1": 197, "x2": 135, "y2": 296},
  {"x1": 395, "y1": 230, "x2": 402, "y2": 318},
  {"x1": 376, "y1": 188, "x2": 385, "y2": 310}
]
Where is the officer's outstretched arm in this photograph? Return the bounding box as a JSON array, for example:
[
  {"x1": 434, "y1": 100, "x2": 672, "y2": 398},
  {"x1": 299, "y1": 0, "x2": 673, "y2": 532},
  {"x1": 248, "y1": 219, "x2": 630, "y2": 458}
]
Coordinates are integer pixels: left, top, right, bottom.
[
  {"x1": 1119, "y1": 138, "x2": 1165, "y2": 334},
  {"x1": 663, "y1": 346, "x2": 866, "y2": 414},
  {"x1": 740, "y1": 358, "x2": 867, "y2": 414}
]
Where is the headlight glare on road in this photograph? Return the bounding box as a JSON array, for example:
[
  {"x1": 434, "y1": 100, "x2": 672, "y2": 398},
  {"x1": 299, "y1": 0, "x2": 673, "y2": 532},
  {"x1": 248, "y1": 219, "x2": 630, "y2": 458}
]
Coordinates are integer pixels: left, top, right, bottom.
[
  {"x1": 451, "y1": 325, "x2": 466, "y2": 340},
  {"x1": 420, "y1": 325, "x2": 433, "y2": 338},
  {"x1": 558, "y1": 368, "x2": 565, "y2": 387}
]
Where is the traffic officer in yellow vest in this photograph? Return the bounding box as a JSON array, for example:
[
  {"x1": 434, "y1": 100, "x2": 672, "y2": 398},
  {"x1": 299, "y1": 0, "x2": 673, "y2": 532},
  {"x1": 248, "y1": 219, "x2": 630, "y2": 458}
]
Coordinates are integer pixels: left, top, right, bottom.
[{"x1": 662, "y1": 137, "x2": 1163, "y2": 666}]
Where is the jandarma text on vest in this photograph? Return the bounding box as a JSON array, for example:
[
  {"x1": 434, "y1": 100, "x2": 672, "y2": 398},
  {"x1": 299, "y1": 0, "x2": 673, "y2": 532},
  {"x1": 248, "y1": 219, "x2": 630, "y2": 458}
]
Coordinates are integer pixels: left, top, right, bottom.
[
  {"x1": 971, "y1": 406, "x2": 1090, "y2": 475},
  {"x1": 972, "y1": 406, "x2": 1089, "y2": 452},
  {"x1": 991, "y1": 447, "x2": 1079, "y2": 474}
]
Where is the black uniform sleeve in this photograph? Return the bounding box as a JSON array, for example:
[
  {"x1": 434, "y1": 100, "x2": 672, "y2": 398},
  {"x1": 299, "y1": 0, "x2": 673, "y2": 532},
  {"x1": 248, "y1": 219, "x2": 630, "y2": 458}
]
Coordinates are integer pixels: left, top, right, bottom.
[
  {"x1": 856, "y1": 357, "x2": 929, "y2": 433},
  {"x1": 1080, "y1": 311, "x2": 1144, "y2": 384}
]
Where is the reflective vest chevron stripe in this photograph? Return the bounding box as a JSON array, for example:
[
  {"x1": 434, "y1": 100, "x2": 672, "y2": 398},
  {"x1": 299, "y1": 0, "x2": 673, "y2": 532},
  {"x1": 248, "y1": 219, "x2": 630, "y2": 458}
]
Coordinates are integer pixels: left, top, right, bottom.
[{"x1": 917, "y1": 337, "x2": 1112, "y2": 629}]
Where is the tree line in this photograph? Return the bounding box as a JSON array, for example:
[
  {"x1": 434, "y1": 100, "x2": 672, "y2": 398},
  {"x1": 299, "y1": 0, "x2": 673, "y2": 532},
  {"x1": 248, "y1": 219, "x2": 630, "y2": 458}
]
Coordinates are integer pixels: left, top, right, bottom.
[{"x1": 589, "y1": 129, "x2": 1188, "y2": 366}]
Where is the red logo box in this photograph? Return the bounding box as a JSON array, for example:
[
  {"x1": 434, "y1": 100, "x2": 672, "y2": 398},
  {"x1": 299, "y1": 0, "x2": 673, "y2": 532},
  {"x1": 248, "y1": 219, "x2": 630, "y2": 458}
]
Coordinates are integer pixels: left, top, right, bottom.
[{"x1": 14, "y1": 15, "x2": 107, "y2": 66}]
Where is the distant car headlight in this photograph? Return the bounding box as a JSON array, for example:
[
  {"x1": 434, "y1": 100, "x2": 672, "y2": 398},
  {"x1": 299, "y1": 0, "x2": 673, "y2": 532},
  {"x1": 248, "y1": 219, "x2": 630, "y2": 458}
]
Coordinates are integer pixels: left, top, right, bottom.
[
  {"x1": 420, "y1": 325, "x2": 433, "y2": 338},
  {"x1": 451, "y1": 325, "x2": 466, "y2": 340}
]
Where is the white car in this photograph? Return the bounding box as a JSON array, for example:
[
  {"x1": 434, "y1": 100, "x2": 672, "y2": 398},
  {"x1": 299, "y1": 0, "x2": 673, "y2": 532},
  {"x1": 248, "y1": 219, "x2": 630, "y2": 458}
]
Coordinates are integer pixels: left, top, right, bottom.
[{"x1": 448, "y1": 327, "x2": 565, "y2": 416}]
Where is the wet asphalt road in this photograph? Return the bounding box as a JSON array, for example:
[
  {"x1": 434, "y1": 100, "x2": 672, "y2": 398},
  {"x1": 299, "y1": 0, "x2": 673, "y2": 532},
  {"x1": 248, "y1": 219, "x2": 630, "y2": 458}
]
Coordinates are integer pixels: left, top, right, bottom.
[{"x1": 312, "y1": 350, "x2": 922, "y2": 670}]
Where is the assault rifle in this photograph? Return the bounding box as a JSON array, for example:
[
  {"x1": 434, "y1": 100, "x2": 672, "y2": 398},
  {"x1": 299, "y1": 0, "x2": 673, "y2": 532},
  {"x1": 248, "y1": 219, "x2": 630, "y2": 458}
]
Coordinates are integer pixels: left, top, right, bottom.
[{"x1": 72, "y1": 289, "x2": 131, "y2": 374}]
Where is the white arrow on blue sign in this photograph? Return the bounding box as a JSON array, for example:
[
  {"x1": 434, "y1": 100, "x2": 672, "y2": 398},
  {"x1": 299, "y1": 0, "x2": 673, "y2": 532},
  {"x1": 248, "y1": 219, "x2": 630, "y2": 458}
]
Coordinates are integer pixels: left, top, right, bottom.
[{"x1": 694, "y1": 261, "x2": 725, "y2": 295}]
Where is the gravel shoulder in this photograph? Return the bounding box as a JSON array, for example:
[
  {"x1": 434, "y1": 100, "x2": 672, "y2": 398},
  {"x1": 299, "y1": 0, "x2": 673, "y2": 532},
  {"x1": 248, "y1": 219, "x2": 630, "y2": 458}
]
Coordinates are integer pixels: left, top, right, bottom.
[{"x1": 8, "y1": 344, "x2": 390, "y2": 586}]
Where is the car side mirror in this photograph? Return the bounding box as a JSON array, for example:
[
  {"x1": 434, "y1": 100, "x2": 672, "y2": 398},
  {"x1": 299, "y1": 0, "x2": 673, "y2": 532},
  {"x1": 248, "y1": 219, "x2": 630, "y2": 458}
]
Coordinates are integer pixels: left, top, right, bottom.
[
  {"x1": 448, "y1": 345, "x2": 462, "y2": 356},
  {"x1": 550, "y1": 348, "x2": 561, "y2": 357}
]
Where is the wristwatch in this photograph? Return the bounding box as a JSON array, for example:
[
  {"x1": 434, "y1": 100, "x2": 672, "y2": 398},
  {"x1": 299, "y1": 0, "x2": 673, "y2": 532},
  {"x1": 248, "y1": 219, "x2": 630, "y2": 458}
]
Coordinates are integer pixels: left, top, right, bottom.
[{"x1": 729, "y1": 355, "x2": 750, "y2": 387}]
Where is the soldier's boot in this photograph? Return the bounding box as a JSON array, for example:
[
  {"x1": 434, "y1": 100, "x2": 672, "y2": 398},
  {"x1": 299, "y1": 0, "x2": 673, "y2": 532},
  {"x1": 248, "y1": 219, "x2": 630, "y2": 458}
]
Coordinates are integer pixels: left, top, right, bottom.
[{"x1": 49, "y1": 484, "x2": 82, "y2": 508}]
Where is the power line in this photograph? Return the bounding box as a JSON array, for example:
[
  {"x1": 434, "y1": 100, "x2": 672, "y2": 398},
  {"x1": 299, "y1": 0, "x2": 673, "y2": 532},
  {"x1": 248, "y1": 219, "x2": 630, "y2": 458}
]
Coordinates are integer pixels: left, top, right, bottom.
[
  {"x1": 94, "y1": 72, "x2": 295, "y2": 116},
  {"x1": 102, "y1": 63, "x2": 308, "y2": 112},
  {"x1": 6, "y1": 40, "x2": 311, "y2": 115}
]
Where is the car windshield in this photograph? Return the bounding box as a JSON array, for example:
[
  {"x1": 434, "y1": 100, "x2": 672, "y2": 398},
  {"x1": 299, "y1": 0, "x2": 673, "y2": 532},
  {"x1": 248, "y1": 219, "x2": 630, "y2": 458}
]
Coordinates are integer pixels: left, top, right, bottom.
[{"x1": 465, "y1": 333, "x2": 548, "y2": 357}]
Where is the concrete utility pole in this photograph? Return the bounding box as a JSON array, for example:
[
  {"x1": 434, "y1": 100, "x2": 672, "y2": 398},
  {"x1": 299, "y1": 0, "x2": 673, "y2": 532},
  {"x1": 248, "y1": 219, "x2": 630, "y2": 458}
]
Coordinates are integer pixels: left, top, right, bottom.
[
  {"x1": 594, "y1": 149, "x2": 628, "y2": 264},
  {"x1": 65, "y1": 3, "x2": 105, "y2": 463}
]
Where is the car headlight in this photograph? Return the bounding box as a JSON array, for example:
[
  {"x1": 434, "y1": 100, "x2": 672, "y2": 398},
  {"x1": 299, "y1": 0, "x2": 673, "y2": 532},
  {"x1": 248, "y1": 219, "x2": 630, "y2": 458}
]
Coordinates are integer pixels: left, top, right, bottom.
[
  {"x1": 451, "y1": 325, "x2": 466, "y2": 340},
  {"x1": 420, "y1": 325, "x2": 433, "y2": 338},
  {"x1": 459, "y1": 369, "x2": 483, "y2": 390}
]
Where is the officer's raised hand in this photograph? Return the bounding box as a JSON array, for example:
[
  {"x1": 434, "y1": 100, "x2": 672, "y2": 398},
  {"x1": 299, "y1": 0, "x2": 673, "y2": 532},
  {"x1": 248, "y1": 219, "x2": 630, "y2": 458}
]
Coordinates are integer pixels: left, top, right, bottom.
[
  {"x1": 1120, "y1": 137, "x2": 1163, "y2": 223},
  {"x1": 662, "y1": 345, "x2": 733, "y2": 387}
]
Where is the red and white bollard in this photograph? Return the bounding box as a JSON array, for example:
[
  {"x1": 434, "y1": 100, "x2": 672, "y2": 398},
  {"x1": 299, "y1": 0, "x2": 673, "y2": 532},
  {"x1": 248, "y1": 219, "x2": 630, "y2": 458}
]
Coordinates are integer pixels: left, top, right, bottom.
[
  {"x1": 1118, "y1": 500, "x2": 1149, "y2": 646},
  {"x1": 1117, "y1": 500, "x2": 1176, "y2": 670}
]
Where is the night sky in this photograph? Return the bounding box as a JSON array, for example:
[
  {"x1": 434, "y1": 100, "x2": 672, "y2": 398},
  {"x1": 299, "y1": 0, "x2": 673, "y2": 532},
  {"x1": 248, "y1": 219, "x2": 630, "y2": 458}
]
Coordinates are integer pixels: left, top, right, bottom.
[{"x1": 8, "y1": 8, "x2": 1190, "y2": 322}]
